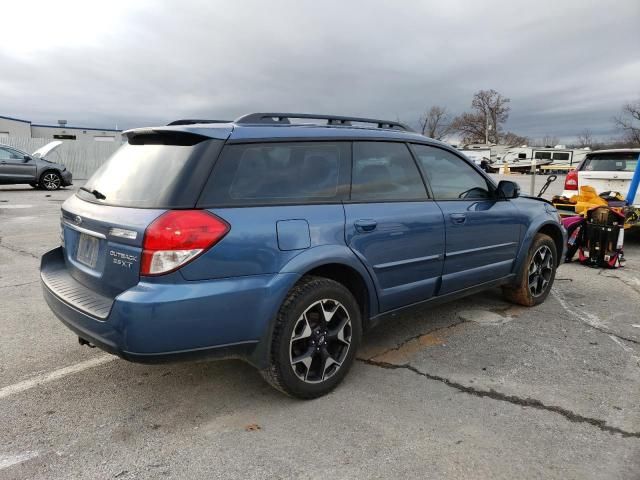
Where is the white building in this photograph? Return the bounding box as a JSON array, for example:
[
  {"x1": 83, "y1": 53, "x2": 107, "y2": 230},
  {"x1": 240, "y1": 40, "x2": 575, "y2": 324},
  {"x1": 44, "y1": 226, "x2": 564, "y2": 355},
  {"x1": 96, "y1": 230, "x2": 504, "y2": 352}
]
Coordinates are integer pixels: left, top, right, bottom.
[{"x1": 0, "y1": 114, "x2": 123, "y2": 142}]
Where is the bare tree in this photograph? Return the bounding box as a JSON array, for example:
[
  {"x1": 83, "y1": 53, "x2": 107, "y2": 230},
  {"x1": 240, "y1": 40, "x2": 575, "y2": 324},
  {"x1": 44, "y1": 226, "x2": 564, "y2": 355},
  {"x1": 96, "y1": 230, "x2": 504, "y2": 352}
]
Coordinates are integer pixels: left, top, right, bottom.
[
  {"x1": 451, "y1": 89, "x2": 512, "y2": 144},
  {"x1": 576, "y1": 128, "x2": 593, "y2": 148},
  {"x1": 471, "y1": 89, "x2": 511, "y2": 143},
  {"x1": 613, "y1": 99, "x2": 640, "y2": 146},
  {"x1": 418, "y1": 105, "x2": 453, "y2": 140},
  {"x1": 451, "y1": 112, "x2": 488, "y2": 144},
  {"x1": 501, "y1": 131, "x2": 529, "y2": 146}
]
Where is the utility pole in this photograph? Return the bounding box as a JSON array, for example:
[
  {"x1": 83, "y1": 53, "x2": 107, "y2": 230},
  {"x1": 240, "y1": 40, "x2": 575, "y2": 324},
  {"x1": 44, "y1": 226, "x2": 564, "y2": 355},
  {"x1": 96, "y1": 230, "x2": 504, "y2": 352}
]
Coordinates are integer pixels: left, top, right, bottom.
[{"x1": 485, "y1": 115, "x2": 489, "y2": 144}]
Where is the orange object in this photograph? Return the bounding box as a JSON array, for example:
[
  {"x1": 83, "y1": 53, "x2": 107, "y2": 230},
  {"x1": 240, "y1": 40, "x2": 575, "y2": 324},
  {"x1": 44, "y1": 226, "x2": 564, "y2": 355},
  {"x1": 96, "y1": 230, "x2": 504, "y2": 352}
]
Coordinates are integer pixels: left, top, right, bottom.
[{"x1": 571, "y1": 185, "x2": 607, "y2": 214}]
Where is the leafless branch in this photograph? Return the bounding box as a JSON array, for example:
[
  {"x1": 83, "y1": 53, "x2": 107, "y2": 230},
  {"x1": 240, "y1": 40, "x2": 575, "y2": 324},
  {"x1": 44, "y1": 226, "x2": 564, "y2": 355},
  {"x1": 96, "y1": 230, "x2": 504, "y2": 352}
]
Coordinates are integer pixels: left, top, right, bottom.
[
  {"x1": 418, "y1": 106, "x2": 453, "y2": 140},
  {"x1": 613, "y1": 99, "x2": 640, "y2": 146},
  {"x1": 450, "y1": 89, "x2": 512, "y2": 144}
]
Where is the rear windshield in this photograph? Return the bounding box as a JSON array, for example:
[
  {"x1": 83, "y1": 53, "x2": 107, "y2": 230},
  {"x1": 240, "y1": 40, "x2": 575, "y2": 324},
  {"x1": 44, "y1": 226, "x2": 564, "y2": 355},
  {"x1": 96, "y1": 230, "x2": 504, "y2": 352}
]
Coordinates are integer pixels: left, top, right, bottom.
[
  {"x1": 77, "y1": 136, "x2": 223, "y2": 208},
  {"x1": 582, "y1": 153, "x2": 639, "y2": 172}
]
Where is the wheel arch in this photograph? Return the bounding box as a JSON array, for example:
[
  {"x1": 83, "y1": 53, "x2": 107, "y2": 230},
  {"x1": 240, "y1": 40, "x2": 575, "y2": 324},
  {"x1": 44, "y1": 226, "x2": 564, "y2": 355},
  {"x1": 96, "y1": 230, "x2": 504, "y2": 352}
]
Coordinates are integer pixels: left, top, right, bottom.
[
  {"x1": 38, "y1": 168, "x2": 62, "y2": 184},
  {"x1": 513, "y1": 219, "x2": 566, "y2": 277},
  {"x1": 249, "y1": 247, "x2": 379, "y2": 370},
  {"x1": 303, "y1": 263, "x2": 372, "y2": 328},
  {"x1": 279, "y1": 245, "x2": 379, "y2": 320},
  {"x1": 537, "y1": 223, "x2": 565, "y2": 266}
]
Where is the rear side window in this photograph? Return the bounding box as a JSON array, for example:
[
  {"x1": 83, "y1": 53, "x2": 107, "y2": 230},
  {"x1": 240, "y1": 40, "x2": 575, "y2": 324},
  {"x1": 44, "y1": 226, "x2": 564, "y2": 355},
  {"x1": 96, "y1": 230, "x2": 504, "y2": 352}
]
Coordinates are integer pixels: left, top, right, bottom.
[
  {"x1": 582, "y1": 153, "x2": 639, "y2": 172},
  {"x1": 412, "y1": 144, "x2": 491, "y2": 200},
  {"x1": 199, "y1": 142, "x2": 350, "y2": 206},
  {"x1": 78, "y1": 135, "x2": 223, "y2": 208},
  {"x1": 351, "y1": 142, "x2": 427, "y2": 201}
]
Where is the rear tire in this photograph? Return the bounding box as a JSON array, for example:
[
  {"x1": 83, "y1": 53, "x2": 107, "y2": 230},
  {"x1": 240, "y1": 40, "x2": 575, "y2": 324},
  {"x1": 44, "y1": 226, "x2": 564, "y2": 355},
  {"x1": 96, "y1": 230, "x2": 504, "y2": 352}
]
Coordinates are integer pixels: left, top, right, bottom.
[
  {"x1": 503, "y1": 233, "x2": 557, "y2": 307},
  {"x1": 261, "y1": 276, "x2": 362, "y2": 399},
  {"x1": 40, "y1": 171, "x2": 62, "y2": 190}
]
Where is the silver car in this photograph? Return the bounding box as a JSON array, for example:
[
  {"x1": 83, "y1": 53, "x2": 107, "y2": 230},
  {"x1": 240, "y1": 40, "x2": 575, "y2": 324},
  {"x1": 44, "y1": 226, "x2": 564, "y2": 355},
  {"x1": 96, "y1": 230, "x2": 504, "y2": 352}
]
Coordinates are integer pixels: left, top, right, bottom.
[{"x1": 0, "y1": 141, "x2": 72, "y2": 190}]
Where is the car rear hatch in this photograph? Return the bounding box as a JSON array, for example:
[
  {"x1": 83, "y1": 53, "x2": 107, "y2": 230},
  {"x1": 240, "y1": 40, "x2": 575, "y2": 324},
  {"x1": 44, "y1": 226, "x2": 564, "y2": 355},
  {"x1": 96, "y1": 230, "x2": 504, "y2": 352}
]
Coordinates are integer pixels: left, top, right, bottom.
[
  {"x1": 60, "y1": 197, "x2": 164, "y2": 298},
  {"x1": 49, "y1": 130, "x2": 227, "y2": 313},
  {"x1": 578, "y1": 152, "x2": 640, "y2": 205}
]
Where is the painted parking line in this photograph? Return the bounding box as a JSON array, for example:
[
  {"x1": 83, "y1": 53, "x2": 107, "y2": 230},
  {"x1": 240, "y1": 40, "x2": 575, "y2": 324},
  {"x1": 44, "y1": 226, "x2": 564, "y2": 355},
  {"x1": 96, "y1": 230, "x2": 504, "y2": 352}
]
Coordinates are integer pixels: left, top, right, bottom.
[
  {"x1": 0, "y1": 355, "x2": 117, "y2": 400},
  {"x1": 0, "y1": 452, "x2": 39, "y2": 471}
]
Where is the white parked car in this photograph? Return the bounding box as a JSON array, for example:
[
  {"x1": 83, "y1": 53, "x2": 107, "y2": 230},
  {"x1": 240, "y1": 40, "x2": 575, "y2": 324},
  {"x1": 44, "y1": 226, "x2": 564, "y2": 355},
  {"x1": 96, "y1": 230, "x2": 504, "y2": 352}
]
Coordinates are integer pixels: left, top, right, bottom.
[{"x1": 562, "y1": 149, "x2": 640, "y2": 205}]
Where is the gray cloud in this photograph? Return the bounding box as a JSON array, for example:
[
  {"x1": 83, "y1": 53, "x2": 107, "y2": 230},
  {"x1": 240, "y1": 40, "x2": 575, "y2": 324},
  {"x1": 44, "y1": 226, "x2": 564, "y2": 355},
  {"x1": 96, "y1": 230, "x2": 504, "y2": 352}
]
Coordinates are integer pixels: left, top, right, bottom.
[{"x1": 1, "y1": 0, "x2": 638, "y2": 141}]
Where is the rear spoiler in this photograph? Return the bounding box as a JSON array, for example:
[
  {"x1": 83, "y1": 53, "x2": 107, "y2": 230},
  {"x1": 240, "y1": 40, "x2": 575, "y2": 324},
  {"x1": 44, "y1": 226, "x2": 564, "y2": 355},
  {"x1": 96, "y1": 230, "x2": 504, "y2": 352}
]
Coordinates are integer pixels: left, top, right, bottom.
[{"x1": 123, "y1": 125, "x2": 233, "y2": 143}]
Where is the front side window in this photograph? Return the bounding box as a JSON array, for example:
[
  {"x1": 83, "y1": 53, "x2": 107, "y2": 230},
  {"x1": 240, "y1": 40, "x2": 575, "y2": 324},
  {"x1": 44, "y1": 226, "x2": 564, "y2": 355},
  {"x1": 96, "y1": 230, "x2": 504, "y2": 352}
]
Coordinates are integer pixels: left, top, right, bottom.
[
  {"x1": 351, "y1": 142, "x2": 427, "y2": 201},
  {"x1": 412, "y1": 144, "x2": 492, "y2": 200},
  {"x1": 0, "y1": 148, "x2": 15, "y2": 160},
  {"x1": 0, "y1": 147, "x2": 21, "y2": 160},
  {"x1": 200, "y1": 142, "x2": 349, "y2": 205},
  {"x1": 553, "y1": 152, "x2": 570, "y2": 161}
]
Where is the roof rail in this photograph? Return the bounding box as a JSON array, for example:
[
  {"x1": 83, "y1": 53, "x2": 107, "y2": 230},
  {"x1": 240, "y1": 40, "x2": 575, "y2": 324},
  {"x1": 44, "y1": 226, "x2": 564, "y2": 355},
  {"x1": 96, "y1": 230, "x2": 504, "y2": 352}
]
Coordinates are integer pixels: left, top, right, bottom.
[
  {"x1": 167, "y1": 119, "x2": 231, "y2": 126},
  {"x1": 234, "y1": 113, "x2": 415, "y2": 132}
]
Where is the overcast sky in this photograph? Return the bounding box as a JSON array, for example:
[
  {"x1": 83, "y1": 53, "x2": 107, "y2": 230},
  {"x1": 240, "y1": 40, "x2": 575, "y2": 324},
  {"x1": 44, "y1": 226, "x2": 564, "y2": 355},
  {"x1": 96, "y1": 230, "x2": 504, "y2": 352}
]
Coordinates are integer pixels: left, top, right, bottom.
[{"x1": 1, "y1": 0, "x2": 638, "y2": 141}]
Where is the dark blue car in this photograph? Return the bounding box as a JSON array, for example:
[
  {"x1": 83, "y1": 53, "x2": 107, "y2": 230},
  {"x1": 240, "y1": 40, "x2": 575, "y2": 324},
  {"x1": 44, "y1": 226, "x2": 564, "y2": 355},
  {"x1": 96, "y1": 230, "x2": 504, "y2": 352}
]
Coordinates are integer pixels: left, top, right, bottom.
[{"x1": 40, "y1": 113, "x2": 566, "y2": 398}]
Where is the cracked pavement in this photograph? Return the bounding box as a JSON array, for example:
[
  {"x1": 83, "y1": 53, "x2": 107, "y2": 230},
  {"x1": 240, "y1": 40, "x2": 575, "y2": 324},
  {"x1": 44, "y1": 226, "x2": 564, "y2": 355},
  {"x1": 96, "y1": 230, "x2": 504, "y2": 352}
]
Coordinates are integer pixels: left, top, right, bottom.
[{"x1": 1, "y1": 180, "x2": 639, "y2": 479}]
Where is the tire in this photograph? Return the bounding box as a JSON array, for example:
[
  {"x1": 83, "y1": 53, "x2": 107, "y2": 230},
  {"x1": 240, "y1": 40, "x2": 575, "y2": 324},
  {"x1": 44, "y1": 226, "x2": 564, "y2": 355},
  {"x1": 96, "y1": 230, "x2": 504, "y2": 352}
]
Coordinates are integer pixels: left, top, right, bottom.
[
  {"x1": 40, "y1": 171, "x2": 62, "y2": 190},
  {"x1": 503, "y1": 233, "x2": 557, "y2": 307},
  {"x1": 261, "y1": 276, "x2": 362, "y2": 399},
  {"x1": 29, "y1": 183, "x2": 38, "y2": 189}
]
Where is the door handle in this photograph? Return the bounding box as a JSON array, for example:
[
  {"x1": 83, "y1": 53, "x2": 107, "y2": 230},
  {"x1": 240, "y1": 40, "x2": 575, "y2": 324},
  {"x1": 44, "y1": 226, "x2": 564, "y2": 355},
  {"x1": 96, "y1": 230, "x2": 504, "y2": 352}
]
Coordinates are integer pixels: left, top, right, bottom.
[
  {"x1": 450, "y1": 213, "x2": 467, "y2": 224},
  {"x1": 354, "y1": 219, "x2": 377, "y2": 233}
]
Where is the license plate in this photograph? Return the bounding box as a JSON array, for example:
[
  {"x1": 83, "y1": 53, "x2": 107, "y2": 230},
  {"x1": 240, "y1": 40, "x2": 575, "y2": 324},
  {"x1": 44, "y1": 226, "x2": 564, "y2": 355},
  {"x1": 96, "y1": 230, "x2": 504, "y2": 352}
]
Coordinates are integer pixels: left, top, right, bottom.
[{"x1": 76, "y1": 233, "x2": 99, "y2": 268}]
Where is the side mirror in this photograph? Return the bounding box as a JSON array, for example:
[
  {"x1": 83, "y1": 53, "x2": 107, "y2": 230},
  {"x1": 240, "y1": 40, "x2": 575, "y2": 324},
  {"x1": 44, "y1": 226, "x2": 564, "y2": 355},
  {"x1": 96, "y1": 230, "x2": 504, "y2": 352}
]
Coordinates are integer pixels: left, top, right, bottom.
[
  {"x1": 496, "y1": 180, "x2": 520, "y2": 199},
  {"x1": 23, "y1": 155, "x2": 32, "y2": 162}
]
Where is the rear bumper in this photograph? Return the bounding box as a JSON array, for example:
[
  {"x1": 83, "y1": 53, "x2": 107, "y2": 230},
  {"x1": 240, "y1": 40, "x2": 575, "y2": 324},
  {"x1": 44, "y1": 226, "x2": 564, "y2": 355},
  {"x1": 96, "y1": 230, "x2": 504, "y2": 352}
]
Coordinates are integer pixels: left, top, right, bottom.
[{"x1": 41, "y1": 247, "x2": 298, "y2": 365}]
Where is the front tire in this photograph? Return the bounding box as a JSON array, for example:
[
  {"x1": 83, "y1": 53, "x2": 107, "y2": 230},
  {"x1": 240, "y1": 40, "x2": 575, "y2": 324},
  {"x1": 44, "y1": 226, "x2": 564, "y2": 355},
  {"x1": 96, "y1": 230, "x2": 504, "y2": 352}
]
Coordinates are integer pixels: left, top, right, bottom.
[
  {"x1": 503, "y1": 233, "x2": 557, "y2": 306},
  {"x1": 40, "y1": 171, "x2": 62, "y2": 190},
  {"x1": 261, "y1": 276, "x2": 362, "y2": 399}
]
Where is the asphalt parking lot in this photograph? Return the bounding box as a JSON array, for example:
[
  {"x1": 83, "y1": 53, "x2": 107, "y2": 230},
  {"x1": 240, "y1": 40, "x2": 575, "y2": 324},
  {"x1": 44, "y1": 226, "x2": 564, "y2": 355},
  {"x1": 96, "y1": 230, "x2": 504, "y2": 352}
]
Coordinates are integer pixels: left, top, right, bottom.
[{"x1": 1, "y1": 178, "x2": 639, "y2": 479}]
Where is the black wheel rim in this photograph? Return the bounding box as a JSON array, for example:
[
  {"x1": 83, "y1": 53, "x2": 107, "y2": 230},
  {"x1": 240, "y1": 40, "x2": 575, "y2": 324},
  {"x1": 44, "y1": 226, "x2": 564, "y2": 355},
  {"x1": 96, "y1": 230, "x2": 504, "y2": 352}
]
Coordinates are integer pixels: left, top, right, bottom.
[
  {"x1": 289, "y1": 299, "x2": 352, "y2": 384},
  {"x1": 528, "y1": 245, "x2": 554, "y2": 297}
]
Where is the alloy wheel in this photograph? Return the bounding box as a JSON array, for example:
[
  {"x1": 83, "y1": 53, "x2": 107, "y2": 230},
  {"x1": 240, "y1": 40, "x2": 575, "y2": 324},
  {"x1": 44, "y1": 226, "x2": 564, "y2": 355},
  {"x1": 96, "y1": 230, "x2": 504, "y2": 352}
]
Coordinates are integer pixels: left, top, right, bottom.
[
  {"x1": 42, "y1": 173, "x2": 61, "y2": 190},
  {"x1": 528, "y1": 245, "x2": 554, "y2": 297},
  {"x1": 289, "y1": 299, "x2": 352, "y2": 383}
]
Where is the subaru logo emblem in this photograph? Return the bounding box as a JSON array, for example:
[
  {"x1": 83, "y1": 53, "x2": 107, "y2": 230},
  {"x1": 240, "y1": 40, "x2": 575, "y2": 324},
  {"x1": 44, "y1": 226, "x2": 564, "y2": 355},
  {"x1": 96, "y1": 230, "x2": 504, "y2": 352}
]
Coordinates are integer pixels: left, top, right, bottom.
[{"x1": 74, "y1": 215, "x2": 83, "y2": 225}]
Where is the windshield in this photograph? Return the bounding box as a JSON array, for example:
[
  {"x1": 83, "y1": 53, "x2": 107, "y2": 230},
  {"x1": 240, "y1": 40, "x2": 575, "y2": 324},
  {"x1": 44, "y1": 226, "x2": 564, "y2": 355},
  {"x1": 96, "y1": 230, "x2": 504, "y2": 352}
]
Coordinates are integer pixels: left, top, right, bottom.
[
  {"x1": 77, "y1": 136, "x2": 223, "y2": 208},
  {"x1": 582, "y1": 153, "x2": 639, "y2": 172}
]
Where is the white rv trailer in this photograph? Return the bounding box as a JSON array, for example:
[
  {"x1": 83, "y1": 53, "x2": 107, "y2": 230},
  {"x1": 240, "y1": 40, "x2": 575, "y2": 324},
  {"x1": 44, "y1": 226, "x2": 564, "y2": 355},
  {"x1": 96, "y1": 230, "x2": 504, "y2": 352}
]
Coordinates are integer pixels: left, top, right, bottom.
[
  {"x1": 489, "y1": 146, "x2": 591, "y2": 173},
  {"x1": 499, "y1": 146, "x2": 589, "y2": 166}
]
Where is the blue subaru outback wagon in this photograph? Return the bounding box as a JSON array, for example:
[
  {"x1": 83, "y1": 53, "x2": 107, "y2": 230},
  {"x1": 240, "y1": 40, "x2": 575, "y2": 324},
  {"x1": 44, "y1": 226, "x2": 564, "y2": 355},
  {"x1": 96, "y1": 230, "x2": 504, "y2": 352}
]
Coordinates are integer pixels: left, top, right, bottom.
[{"x1": 41, "y1": 113, "x2": 566, "y2": 398}]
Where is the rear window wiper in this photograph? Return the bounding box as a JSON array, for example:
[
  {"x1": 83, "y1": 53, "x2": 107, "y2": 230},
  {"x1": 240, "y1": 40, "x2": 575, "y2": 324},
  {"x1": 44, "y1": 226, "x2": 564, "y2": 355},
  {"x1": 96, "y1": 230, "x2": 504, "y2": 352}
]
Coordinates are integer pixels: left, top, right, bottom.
[{"x1": 79, "y1": 187, "x2": 106, "y2": 200}]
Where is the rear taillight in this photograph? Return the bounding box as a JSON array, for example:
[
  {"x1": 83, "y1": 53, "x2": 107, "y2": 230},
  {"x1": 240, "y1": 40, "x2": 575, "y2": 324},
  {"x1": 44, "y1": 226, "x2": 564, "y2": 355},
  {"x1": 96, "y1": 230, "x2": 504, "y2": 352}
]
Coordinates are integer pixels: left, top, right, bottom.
[
  {"x1": 141, "y1": 210, "x2": 229, "y2": 276},
  {"x1": 564, "y1": 169, "x2": 579, "y2": 191}
]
